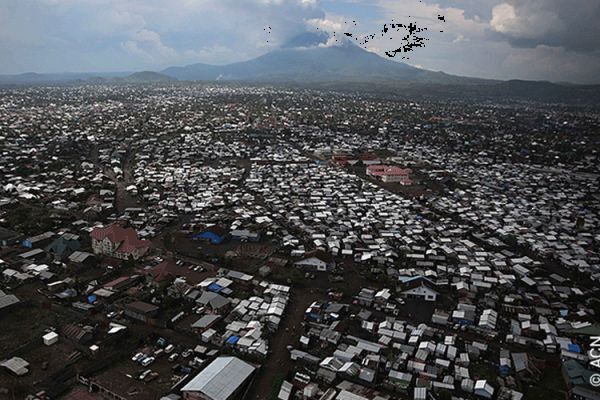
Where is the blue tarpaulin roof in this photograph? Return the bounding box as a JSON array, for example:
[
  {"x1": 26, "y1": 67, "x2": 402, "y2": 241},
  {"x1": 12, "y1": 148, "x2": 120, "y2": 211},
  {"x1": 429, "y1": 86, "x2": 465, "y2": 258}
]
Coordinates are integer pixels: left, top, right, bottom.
[
  {"x1": 226, "y1": 336, "x2": 239, "y2": 345},
  {"x1": 568, "y1": 343, "x2": 582, "y2": 353},
  {"x1": 207, "y1": 283, "x2": 224, "y2": 293},
  {"x1": 192, "y1": 232, "x2": 225, "y2": 244}
]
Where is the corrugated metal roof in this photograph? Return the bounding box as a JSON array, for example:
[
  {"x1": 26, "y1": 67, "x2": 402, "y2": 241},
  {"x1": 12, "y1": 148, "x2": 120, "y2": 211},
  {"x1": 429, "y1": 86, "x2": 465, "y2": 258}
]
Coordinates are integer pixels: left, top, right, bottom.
[
  {"x1": 336, "y1": 390, "x2": 368, "y2": 400},
  {"x1": 0, "y1": 293, "x2": 19, "y2": 310},
  {"x1": 414, "y1": 387, "x2": 427, "y2": 400},
  {"x1": 181, "y1": 356, "x2": 255, "y2": 400}
]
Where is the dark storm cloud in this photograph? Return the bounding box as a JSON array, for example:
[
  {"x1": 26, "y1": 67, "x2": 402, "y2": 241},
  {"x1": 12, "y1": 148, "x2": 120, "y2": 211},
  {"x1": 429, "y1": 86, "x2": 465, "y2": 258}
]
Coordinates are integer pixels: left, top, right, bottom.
[{"x1": 490, "y1": 0, "x2": 600, "y2": 53}]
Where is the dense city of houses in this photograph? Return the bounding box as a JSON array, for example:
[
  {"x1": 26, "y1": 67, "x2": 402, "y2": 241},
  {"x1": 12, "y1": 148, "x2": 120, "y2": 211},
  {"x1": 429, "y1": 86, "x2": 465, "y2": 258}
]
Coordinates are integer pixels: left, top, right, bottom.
[{"x1": 0, "y1": 84, "x2": 599, "y2": 400}]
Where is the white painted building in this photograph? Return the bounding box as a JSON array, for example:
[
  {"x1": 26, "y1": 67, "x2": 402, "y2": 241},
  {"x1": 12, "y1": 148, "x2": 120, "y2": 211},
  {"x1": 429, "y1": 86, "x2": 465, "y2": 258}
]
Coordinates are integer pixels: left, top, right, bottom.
[{"x1": 401, "y1": 284, "x2": 439, "y2": 302}]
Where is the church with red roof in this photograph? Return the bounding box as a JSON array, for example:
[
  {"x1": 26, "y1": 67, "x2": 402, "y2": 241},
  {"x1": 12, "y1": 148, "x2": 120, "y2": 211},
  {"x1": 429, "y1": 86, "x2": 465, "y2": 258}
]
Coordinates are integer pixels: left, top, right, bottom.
[{"x1": 90, "y1": 223, "x2": 151, "y2": 260}]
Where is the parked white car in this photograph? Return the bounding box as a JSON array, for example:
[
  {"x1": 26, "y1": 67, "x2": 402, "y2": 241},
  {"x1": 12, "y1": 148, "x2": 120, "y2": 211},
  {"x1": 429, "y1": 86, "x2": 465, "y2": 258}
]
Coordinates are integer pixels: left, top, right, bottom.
[
  {"x1": 141, "y1": 356, "x2": 155, "y2": 367},
  {"x1": 138, "y1": 369, "x2": 152, "y2": 380}
]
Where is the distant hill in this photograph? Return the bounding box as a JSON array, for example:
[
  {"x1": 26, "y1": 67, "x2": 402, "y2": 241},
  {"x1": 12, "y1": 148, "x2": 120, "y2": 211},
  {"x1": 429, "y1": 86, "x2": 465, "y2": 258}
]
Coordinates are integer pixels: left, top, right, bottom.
[
  {"x1": 299, "y1": 79, "x2": 600, "y2": 104},
  {"x1": 0, "y1": 71, "x2": 130, "y2": 85},
  {"x1": 0, "y1": 70, "x2": 175, "y2": 86},
  {"x1": 122, "y1": 71, "x2": 176, "y2": 83}
]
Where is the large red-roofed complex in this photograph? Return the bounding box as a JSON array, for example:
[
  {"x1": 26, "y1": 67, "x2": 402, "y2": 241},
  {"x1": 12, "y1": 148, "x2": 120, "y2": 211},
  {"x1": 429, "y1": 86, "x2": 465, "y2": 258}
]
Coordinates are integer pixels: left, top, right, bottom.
[
  {"x1": 366, "y1": 165, "x2": 413, "y2": 185},
  {"x1": 90, "y1": 223, "x2": 151, "y2": 260}
]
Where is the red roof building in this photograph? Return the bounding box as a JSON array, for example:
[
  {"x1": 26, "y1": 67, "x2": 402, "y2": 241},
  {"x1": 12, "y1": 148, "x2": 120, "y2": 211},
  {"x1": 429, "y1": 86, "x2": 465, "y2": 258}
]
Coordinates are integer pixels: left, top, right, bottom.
[
  {"x1": 90, "y1": 224, "x2": 151, "y2": 260},
  {"x1": 366, "y1": 165, "x2": 413, "y2": 185},
  {"x1": 145, "y1": 259, "x2": 207, "y2": 285}
]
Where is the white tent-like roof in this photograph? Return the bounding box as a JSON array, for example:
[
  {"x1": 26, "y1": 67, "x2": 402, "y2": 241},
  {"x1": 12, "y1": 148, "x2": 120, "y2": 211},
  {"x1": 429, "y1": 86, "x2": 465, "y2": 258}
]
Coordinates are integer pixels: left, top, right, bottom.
[{"x1": 181, "y1": 356, "x2": 255, "y2": 400}]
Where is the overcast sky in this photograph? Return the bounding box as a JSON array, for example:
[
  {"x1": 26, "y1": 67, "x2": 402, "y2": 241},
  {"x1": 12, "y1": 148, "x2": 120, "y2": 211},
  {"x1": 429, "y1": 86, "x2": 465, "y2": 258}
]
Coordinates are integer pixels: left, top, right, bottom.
[{"x1": 0, "y1": 0, "x2": 599, "y2": 83}]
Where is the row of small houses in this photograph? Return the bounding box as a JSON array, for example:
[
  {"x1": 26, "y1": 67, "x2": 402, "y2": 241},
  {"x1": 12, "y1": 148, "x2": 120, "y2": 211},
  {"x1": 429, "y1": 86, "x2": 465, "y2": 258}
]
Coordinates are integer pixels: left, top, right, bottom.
[{"x1": 283, "y1": 288, "x2": 507, "y2": 400}]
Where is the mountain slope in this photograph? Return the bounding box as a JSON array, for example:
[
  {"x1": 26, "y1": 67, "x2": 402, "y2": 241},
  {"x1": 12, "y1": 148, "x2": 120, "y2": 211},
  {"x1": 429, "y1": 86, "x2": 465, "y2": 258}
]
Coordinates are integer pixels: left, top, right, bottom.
[
  {"x1": 122, "y1": 71, "x2": 176, "y2": 83},
  {"x1": 162, "y1": 42, "x2": 481, "y2": 84},
  {"x1": 1, "y1": 35, "x2": 598, "y2": 104},
  {"x1": 0, "y1": 71, "x2": 131, "y2": 85}
]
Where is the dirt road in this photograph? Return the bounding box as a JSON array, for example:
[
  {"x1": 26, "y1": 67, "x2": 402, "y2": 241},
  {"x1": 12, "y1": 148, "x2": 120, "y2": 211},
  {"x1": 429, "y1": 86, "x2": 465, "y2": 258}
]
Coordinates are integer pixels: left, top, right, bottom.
[{"x1": 247, "y1": 286, "x2": 326, "y2": 399}]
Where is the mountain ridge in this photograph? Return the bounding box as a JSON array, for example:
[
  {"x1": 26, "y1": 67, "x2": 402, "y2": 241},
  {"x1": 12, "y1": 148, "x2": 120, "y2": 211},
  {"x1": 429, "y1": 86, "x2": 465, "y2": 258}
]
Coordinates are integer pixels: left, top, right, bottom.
[
  {"x1": 0, "y1": 35, "x2": 599, "y2": 104},
  {"x1": 122, "y1": 71, "x2": 176, "y2": 83},
  {"x1": 161, "y1": 42, "x2": 488, "y2": 85}
]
